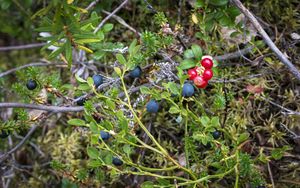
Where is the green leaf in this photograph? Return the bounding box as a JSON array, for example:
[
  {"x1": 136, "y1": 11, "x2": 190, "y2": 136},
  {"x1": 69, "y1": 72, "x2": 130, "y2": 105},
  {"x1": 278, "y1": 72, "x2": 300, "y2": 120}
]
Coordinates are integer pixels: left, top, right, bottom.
[
  {"x1": 200, "y1": 116, "x2": 210, "y2": 126},
  {"x1": 169, "y1": 106, "x2": 181, "y2": 114},
  {"x1": 184, "y1": 49, "x2": 194, "y2": 59},
  {"x1": 75, "y1": 38, "x2": 101, "y2": 44},
  {"x1": 88, "y1": 160, "x2": 102, "y2": 167},
  {"x1": 116, "y1": 54, "x2": 126, "y2": 65},
  {"x1": 191, "y1": 44, "x2": 202, "y2": 60},
  {"x1": 168, "y1": 82, "x2": 180, "y2": 96},
  {"x1": 65, "y1": 39, "x2": 72, "y2": 67},
  {"x1": 67, "y1": 119, "x2": 86, "y2": 126},
  {"x1": 103, "y1": 23, "x2": 114, "y2": 32},
  {"x1": 129, "y1": 39, "x2": 137, "y2": 54},
  {"x1": 141, "y1": 181, "x2": 154, "y2": 188},
  {"x1": 123, "y1": 145, "x2": 132, "y2": 156},
  {"x1": 140, "y1": 86, "x2": 151, "y2": 94},
  {"x1": 87, "y1": 147, "x2": 99, "y2": 159},
  {"x1": 237, "y1": 132, "x2": 250, "y2": 144},
  {"x1": 179, "y1": 59, "x2": 196, "y2": 70},
  {"x1": 114, "y1": 67, "x2": 122, "y2": 76},
  {"x1": 78, "y1": 83, "x2": 90, "y2": 91},
  {"x1": 209, "y1": 0, "x2": 228, "y2": 6},
  {"x1": 271, "y1": 146, "x2": 291, "y2": 160}
]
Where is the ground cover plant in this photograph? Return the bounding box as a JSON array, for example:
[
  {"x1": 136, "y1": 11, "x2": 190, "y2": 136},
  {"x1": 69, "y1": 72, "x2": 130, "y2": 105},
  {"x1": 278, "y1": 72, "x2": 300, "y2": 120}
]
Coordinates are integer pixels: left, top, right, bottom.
[{"x1": 0, "y1": 0, "x2": 300, "y2": 187}]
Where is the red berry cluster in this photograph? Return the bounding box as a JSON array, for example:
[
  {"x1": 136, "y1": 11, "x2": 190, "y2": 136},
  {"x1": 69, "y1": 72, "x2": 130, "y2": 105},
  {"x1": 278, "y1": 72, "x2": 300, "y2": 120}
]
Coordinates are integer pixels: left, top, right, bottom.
[{"x1": 187, "y1": 55, "x2": 214, "y2": 88}]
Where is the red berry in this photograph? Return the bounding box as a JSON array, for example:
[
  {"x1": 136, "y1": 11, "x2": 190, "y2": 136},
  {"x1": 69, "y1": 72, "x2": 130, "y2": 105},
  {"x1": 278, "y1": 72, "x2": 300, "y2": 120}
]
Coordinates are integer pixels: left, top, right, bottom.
[
  {"x1": 202, "y1": 69, "x2": 213, "y2": 80},
  {"x1": 201, "y1": 58, "x2": 213, "y2": 69},
  {"x1": 188, "y1": 68, "x2": 198, "y2": 80},
  {"x1": 193, "y1": 76, "x2": 208, "y2": 88}
]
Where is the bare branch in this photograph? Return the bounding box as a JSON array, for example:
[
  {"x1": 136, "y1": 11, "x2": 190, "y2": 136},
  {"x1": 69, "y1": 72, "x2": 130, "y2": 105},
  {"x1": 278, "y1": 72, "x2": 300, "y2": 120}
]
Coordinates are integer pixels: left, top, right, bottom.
[
  {"x1": 0, "y1": 43, "x2": 46, "y2": 52},
  {"x1": 94, "y1": 0, "x2": 129, "y2": 34},
  {"x1": 85, "y1": 0, "x2": 100, "y2": 11},
  {"x1": 0, "y1": 113, "x2": 55, "y2": 164},
  {"x1": 0, "y1": 83, "x2": 151, "y2": 112},
  {"x1": 0, "y1": 61, "x2": 67, "y2": 78},
  {"x1": 231, "y1": 0, "x2": 300, "y2": 81}
]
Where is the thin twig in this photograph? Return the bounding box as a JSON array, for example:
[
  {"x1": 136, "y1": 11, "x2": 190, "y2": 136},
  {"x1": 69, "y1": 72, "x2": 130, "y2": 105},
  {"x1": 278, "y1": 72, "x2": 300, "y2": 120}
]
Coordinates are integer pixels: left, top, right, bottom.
[
  {"x1": 93, "y1": 0, "x2": 129, "y2": 34},
  {"x1": 0, "y1": 83, "x2": 151, "y2": 112},
  {"x1": 0, "y1": 62, "x2": 66, "y2": 78},
  {"x1": 267, "y1": 162, "x2": 275, "y2": 188},
  {"x1": 0, "y1": 113, "x2": 55, "y2": 164},
  {"x1": 0, "y1": 43, "x2": 46, "y2": 51},
  {"x1": 261, "y1": 97, "x2": 300, "y2": 116},
  {"x1": 231, "y1": 0, "x2": 300, "y2": 81},
  {"x1": 85, "y1": 0, "x2": 100, "y2": 11}
]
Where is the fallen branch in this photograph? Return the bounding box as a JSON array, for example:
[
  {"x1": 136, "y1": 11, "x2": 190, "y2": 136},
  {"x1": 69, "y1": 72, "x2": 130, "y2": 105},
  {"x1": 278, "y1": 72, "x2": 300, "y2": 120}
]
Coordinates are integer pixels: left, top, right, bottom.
[{"x1": 231, "y1": 0, "x2": 300, "y2": 81}]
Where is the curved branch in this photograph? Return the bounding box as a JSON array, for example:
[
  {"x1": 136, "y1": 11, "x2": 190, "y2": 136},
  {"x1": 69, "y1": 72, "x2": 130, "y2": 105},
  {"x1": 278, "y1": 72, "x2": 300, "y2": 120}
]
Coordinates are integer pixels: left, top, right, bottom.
[
  {"x1": 0, "y1": 43, "x2": 46, "y2": 51},
  {"x1": 231, "y1": 0, "x2": 300, "y2": 81},
  {"x1": 0, "y1": 62, "x2": 67, "y2": 78}
]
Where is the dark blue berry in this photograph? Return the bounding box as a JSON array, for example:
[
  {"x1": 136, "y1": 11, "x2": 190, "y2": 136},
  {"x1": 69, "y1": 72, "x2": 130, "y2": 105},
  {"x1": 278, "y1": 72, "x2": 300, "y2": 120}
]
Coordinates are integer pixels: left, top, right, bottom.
[
  {"x1": 76, "y1": 97, "x2": 86, "y2": 106},
  {"x1": 129, "y1": 66, "x2": 142, "y2": 78},
  {"x1": 182, "y1": 83, "x2": 194, "y2": 97},
  {"x1": 92, "y1": 75, "x2": 103, "y2": 88},
  {"x1": 26, "y1": 79, "x2": 37, "y2": 90},
  {"x1": 112, "y1": 157, "x2": 123, "y2": 166},
  {"x1": 212, "y1": 130, "x2": 221, "y2": 139},
  {"x1": 146, "y1": 99, "x2": 159, "y2": 113},
  {"x1": 99, "y1": 130, "x2": 111, "y2": 141},
  {"x1": 0, "y1": 130, "x2": 9, "y2": 139}
]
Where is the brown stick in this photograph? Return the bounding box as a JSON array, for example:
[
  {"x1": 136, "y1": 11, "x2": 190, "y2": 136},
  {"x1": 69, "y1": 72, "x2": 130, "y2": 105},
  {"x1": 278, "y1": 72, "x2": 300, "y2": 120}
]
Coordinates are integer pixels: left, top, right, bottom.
[{"x1": 231, "y1": 0, "x2": 300, "y2": 81}]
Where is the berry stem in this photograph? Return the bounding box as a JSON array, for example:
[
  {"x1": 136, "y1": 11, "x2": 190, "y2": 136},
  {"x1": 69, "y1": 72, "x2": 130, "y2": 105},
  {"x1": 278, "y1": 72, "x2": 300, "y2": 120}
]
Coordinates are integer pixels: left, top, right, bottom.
[{"x1": 119, "y1": 72, "x2": 197, "y2": 180}]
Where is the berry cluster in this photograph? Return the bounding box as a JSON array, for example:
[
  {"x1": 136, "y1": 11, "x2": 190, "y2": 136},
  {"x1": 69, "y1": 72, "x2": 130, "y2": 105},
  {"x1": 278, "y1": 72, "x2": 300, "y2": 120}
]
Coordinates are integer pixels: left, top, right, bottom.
[{"x1": 187, "y1": 55, "x2": 214, "y2": 88}]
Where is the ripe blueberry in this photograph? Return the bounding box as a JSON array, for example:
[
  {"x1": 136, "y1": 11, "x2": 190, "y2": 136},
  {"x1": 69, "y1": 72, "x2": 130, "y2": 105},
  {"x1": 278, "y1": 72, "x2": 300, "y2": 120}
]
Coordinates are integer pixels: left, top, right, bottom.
[
  {"x1": 76, "y1": 97, "x2": 86, "y2": 106},
  {"x1": 146, "y1": 99, "x2": 159, "y2": 113},
  {"x1": 26, "y1": 79, "x2": 37, "y2": 90},
  {"x1": 112, "y1": 157, "x2": 123, "y2": 166},
  {"x1": 92, "y1": 75, "x2": 103, "y2": 88},
  {"x1": 212, "y1": 130, "x2": 221, "y2": 139},
  {"x1": 182, "y1": 83, "x2": 195, "y2": 97},
  {"x1": 99, "y1": 130, "x2": 111, "y2": 141},
  {"x1": 0, "y1": 130, "x2": 9, "y2": 139},
  {"x1": 129, "y1": 66, "x2": 142, "y2": 78}
]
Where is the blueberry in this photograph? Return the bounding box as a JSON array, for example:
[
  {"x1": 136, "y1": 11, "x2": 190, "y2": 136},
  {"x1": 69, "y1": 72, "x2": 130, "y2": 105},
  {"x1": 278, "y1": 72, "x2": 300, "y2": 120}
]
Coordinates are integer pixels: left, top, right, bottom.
[
  {"x1": 0, "y1": 130, "x2": 9, "y2": 139},
  {"x1": 129, "y1": 66, "x2": 142, "y2": 78},
  {"x1": 112, "y1": 157, "x2": 123, "y2": 166},
  {"x1": 146, "y1": 99, "x2": 159, "y2": 113},
  {"x1": 76, "y1": 97, "x2": 86, "y2": 106},
  {"x1": 26, "y1": 79, "x2": 37, "y2": 90},
  {"x1": 99, "y1": 130, "x2": 111, "y2": 141},
  {"x1": 182, "y1": 83, "x2": 194, "y2": 97},
  {"x1": 92, "y1": 75, "x2": 103, "y2": 88},
  {"x1": 212, "y1": 130, "x2": 221, "y2": 139}
]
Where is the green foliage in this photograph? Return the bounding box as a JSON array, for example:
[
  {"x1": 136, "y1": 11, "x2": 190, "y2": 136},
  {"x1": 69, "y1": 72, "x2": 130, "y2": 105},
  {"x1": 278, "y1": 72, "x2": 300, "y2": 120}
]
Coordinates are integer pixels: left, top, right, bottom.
[{"x1": 1, "y1": 0, "x2": 299, "y2": 187}]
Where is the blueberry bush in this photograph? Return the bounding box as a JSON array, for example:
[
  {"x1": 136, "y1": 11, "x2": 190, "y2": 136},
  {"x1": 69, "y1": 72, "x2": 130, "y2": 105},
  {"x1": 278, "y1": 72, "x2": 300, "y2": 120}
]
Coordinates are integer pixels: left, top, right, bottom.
[{"x1": 0, "y1": 0, "x2": 300, "y2": 187}]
